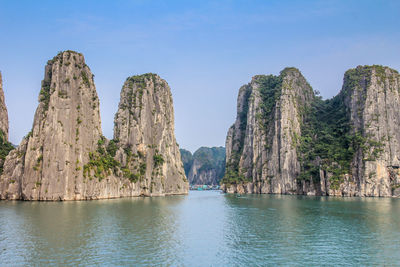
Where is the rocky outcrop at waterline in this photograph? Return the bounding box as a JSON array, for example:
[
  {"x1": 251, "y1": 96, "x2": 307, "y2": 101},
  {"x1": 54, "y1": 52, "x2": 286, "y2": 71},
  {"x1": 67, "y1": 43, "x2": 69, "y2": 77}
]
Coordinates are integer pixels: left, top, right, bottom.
[
  {"x1": 0, "y1": 50, "x2": 188, "y2": 200},
  {"x1": 180, "y1": 147, "x2": 225, "y2": 185},
  {"x1": 222, "y1": 66, "x2": 400, "y2": 197}
]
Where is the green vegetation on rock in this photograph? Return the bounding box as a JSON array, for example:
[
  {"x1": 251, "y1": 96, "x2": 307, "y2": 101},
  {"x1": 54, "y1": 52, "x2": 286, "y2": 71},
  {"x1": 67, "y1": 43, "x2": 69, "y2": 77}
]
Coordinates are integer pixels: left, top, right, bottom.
[
  {"x1": 297, "y1": 93, "x2": 353, "y2": 188},
  {"x1": 257, "y1": 74, "x2": 282, "y2": 130},
  {"x1": 0, "y1": 130, "x2": 14, "y2": 174},
  {"x1": 83, "y1": 136, "x2": 120, "y2": 181},
  {"x1": 153, "y1": 153, "x2": 164, "y2": 167},
  {"x1": 122, "y1": 73, "x2": 159, "y2": 111},
  {"x1": 298, "y1": 66, "x2": 386, "y2": 189},
  {"x1": 181, "y1": 147, "x2": 225, "y2": 185},
  {"x1": 180, "y1": 149, "x2": 193, "y2": 176},
  {"x1": 222, "y1": 85, "x2": 252, "y2": 185},
  {"x1": 39, "y1": 80, "x2": 51, "y2": 113},
  {"x1": 81, "y1": 71, "x2": 90, "y2": 87},
  {"x1": 222, "y1": 73, "x2": 284, "y2": 185},
  {"x1": 222, "y1": 66, "x2": 390, "y2": 189},
  {"x1": 194, "y1": 147, "x2": 225, "y2": 179}
]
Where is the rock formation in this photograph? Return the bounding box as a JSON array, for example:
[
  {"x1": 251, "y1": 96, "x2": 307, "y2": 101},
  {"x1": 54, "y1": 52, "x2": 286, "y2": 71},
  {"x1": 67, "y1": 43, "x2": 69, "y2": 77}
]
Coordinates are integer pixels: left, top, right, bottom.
[
  {"x1": 0, "y1": 51, "x2": 188, "y2": 200},
  {"x1": 222, "y1": 66, "x2": 400, "y2": 197},
  {"x1": 113, "y1": 73, "x2": 188, "y2": 195},
  {"x1": 0, "y1": 72, "x2": 9, "y2": 141},
  {"x1": 181, "y1": 147, "x2": 225, "y2": 185},
  {"x1": 180, "y1": 149, "x2": 193, "y2": 177},
  {"x1": 0, "y1": 71, "x2": 13, "y2": 174}
]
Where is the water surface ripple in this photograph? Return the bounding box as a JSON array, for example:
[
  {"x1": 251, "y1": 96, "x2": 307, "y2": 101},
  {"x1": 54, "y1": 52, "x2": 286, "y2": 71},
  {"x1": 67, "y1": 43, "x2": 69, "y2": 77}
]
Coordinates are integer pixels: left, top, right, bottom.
[{"x1": 0, "y1": 191, "x2": 399, "y2": 266}]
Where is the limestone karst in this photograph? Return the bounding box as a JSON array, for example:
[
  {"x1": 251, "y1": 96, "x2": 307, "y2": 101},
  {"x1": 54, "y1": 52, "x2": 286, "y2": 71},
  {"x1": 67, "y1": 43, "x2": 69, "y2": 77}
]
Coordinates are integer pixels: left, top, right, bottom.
[
  {"x1": 0, "y1": 51, "x2": 188, "y2": 200},
  {"x1": 180, "y1": 147, "x2": 225, "y2": 185},
  {"x1": 1, "y1": 51, "x2": 399, "y2": 199},
  {"x1": 0, "y1": 72, "x2": 9, "y2": 141},
  {"x1": 0, "y1": 72, "x2": 13, "y2": 175},
  {"x1": 222, "y1": 66, "x2": 400, "y2": 197},
  {"x1": 113, "y1": 73, "x2": 188, "y2": 196}
]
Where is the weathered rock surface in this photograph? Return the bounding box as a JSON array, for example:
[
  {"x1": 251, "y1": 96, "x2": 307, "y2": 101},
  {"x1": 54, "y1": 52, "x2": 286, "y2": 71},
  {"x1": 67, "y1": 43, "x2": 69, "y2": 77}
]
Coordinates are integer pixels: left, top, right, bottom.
[
  {"x1": 223, "y1": 68, "x2": 314, "y2": 194},
  {"x1": 222, "y1": 66, "x2": 400, "y2": 197},
  {"x1": 180, "y1": 149, "x2": 193, "y2": 176},
  {"x1": 341, "y1": 66, "x2": 400, "y2": 197},
  {"x1": 0, "y1": 72, "x2": 9, "y2": 140},
  {"x1": 0, "y1": 51, "x2": 188, "y2": 200},
  {"x1": 181, "y1": 147, "x2": 225, "y2": 185},
  {"x1": 113, "y1": 73, "x2": 188, "y2": 196},
  {"x1": 0, "y1": 71, "x2": 13, "y2": 174}
]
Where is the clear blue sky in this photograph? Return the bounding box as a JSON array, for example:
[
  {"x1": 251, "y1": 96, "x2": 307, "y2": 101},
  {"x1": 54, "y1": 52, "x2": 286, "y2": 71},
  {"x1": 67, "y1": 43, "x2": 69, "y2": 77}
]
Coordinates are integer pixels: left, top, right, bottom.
[{"x1": 0, "y1": 0, "x2": 399, "y2": 152}]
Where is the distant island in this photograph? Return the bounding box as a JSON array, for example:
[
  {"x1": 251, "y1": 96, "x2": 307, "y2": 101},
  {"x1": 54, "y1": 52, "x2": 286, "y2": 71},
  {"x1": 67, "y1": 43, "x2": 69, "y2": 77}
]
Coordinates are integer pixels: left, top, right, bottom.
[{"x1": 180, "y1": 147, "x2": 225, "y2": 189}]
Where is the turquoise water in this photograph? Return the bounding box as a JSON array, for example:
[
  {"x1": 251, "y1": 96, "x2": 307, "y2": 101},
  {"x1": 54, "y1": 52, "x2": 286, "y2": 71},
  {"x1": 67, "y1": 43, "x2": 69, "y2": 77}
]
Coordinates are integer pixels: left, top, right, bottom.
[{"x1": 0, "y1": 191, "x2": 399, "y2": 266}]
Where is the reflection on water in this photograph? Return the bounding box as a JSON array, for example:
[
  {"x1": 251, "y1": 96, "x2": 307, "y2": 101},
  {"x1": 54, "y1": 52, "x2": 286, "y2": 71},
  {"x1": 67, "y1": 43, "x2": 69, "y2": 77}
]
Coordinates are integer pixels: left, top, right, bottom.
[{"x1": 0, "y1": 192, "x2": 399, "y2": 266}]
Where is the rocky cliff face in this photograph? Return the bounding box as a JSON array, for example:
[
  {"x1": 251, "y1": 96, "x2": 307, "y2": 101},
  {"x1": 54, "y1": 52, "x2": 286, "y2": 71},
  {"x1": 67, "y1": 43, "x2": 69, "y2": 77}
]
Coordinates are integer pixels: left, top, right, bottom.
[
  {"x1": 181, "y1": 147, "x2": 225, "y2": 185},
  {"x1": 0, "y1": 72, "x2": 9, "y2": 140},
  {"x1": 222, "y1": 66, "x2": 400, "y2": 197},
  {"x1": 223, "y1": 68, "x2": 314, "y2": 194},
  {"x1": 0, "y1": 51, "x2": 188, "y2": 200},
  {"x1": 340, "y1": 66, "x2": 400, "y2": 197},
  {"x1": 0, "y1": 71, "x2": 13, "y2": 174},
  {"x1": 180, "y1": 149, "x2": 193, "y2": 176},
  {"x1": 0, "y1": 51, "x2": 103, "y2": 200},
  {"x1": 113, "y1": 73, "x2": 188, "y2": 195}
]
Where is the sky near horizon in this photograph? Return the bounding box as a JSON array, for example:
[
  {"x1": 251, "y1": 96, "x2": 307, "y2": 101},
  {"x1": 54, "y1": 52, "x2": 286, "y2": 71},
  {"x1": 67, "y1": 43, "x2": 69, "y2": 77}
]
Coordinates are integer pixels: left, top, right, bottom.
[{"x1": 0, "y1": 0, "x2": 399, "y2": 152}]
